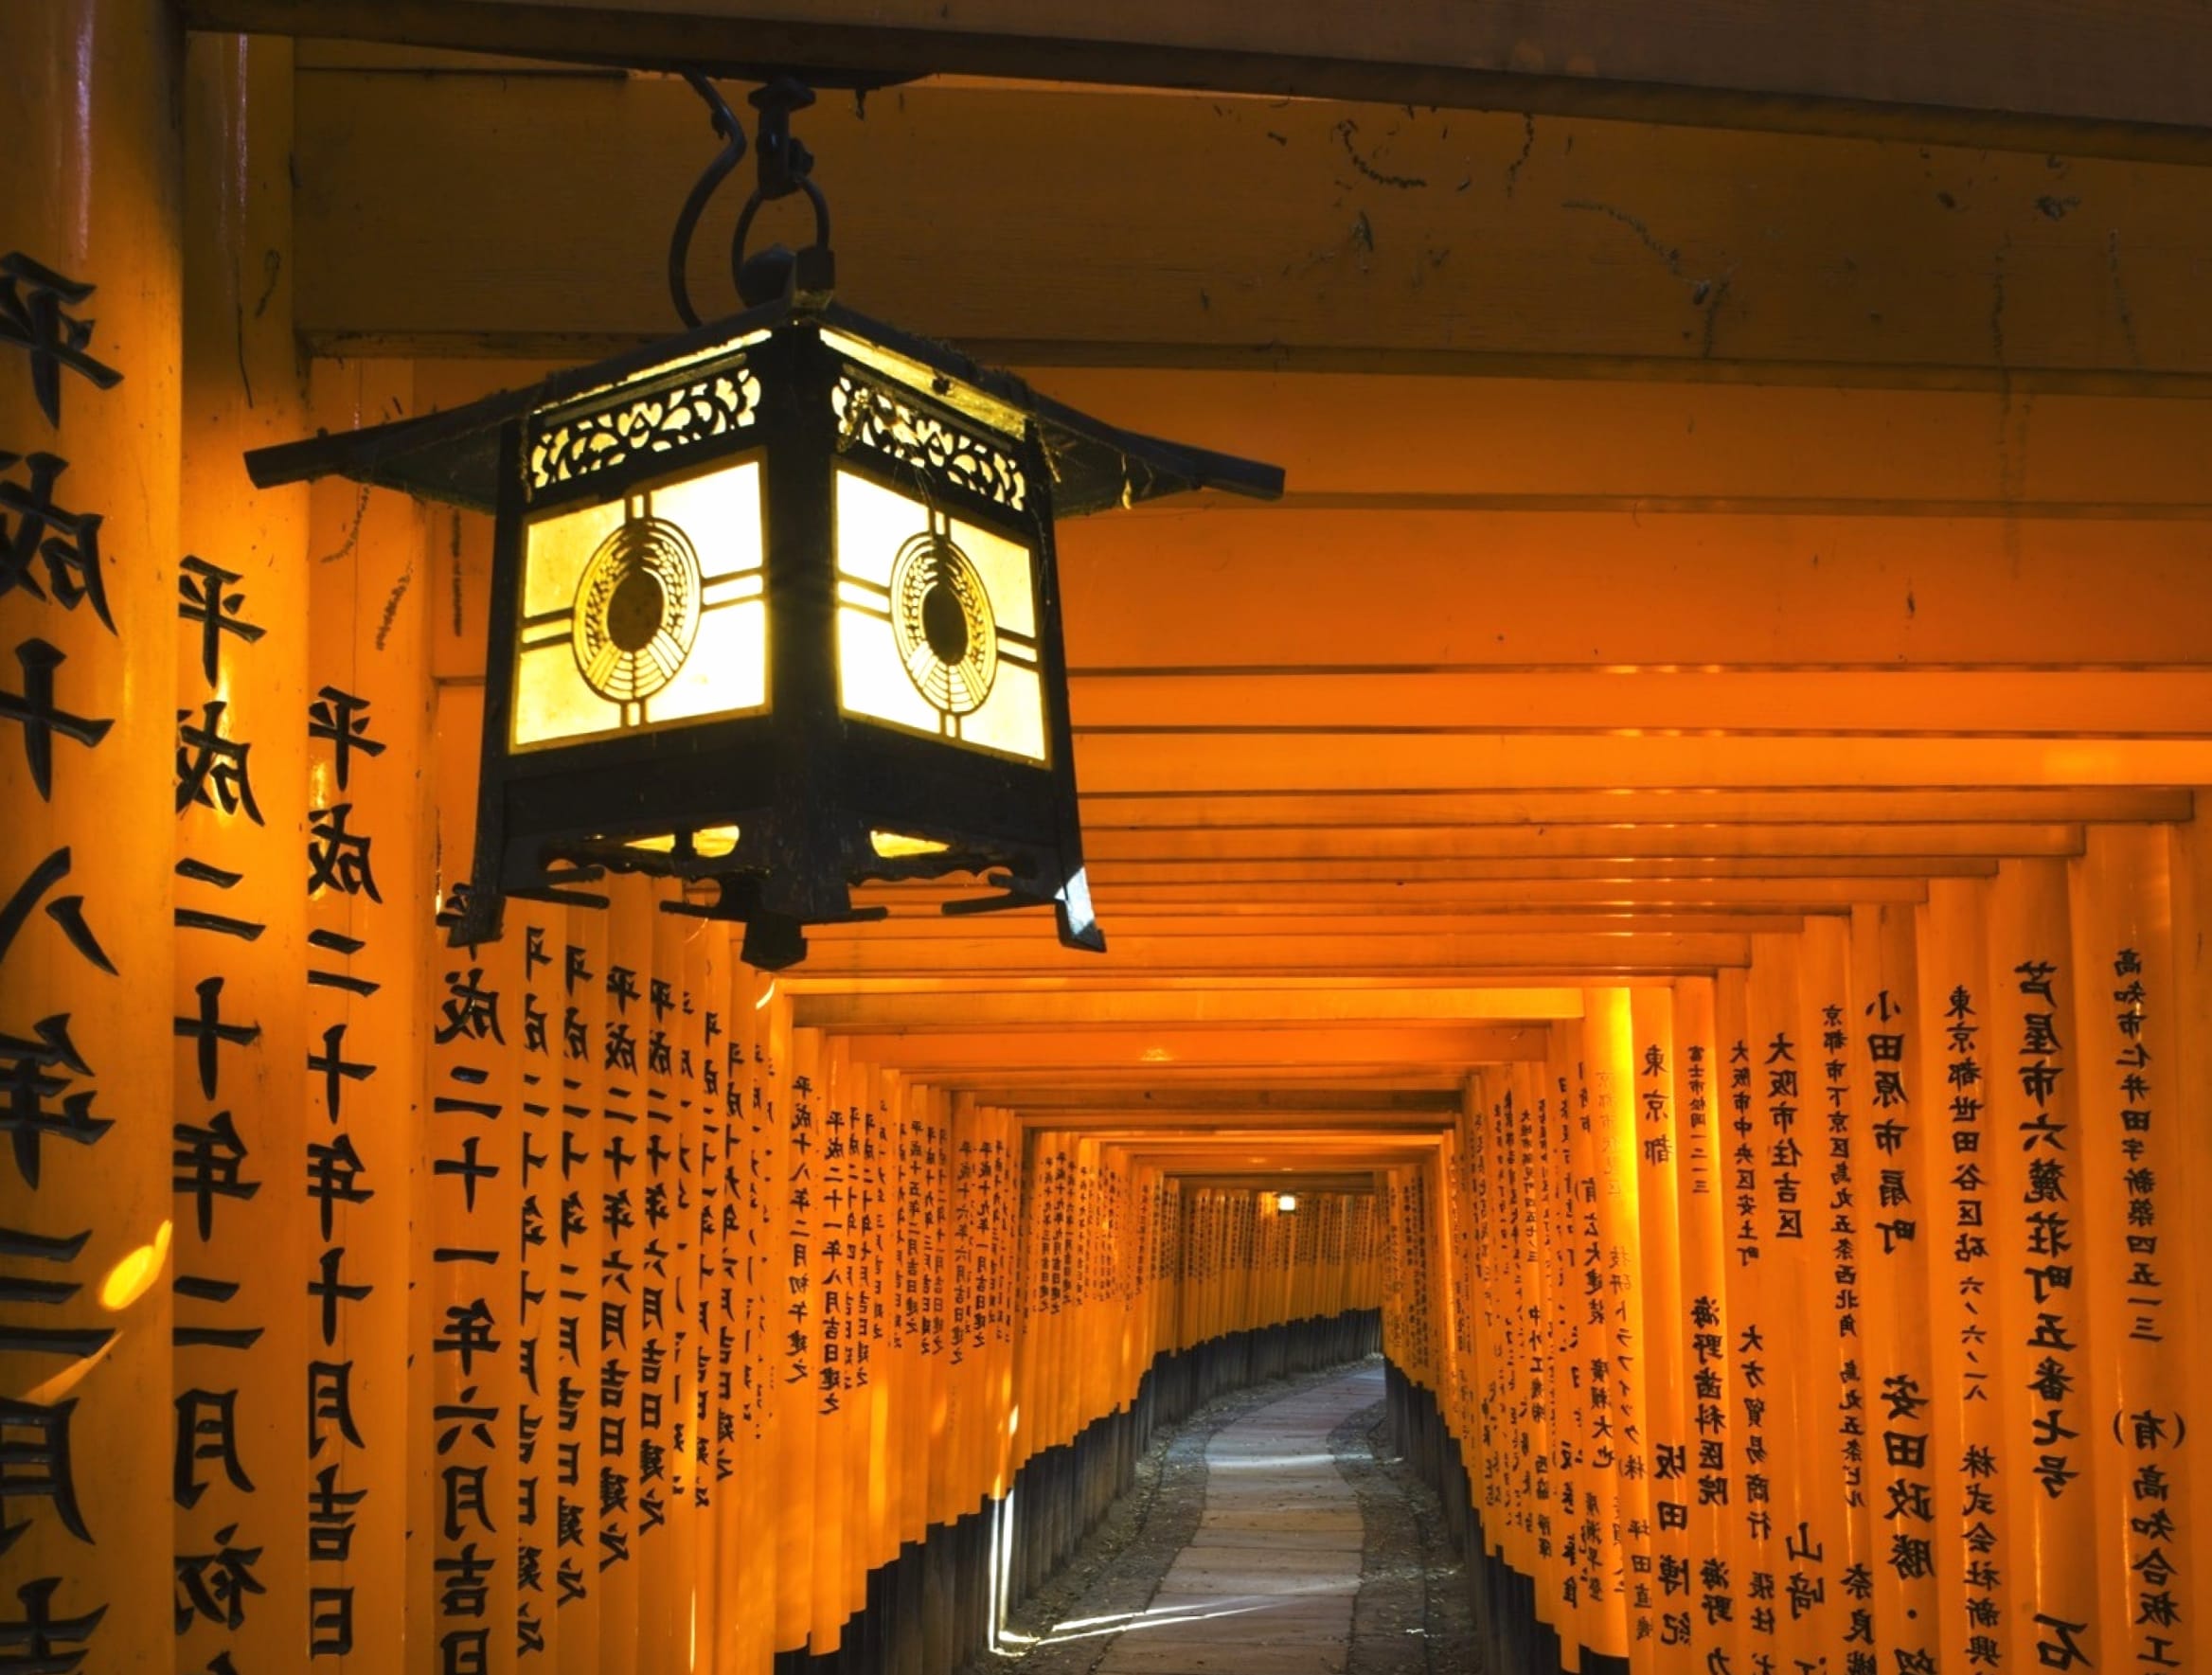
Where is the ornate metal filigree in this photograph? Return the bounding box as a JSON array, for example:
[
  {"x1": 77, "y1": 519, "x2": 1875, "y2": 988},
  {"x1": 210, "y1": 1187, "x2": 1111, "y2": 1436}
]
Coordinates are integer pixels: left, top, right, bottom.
[
  {"x1": 528, "y1": 365, "x2": 762, "y2": 494},
  {"x1": 832, "y1": 372, "x2": 1027, "y2": 512}
]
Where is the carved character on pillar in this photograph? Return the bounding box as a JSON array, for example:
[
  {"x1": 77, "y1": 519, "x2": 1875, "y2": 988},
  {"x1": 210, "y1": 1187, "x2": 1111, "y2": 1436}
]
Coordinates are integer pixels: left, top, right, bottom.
[
  {"x1": 0, "y1": 255, "x2": 123, "y2": 428},
  {"x1": 0, "y1": 453, "x2": 112, "y2": 632},
  {"x1": 1, "y1": 638, "x2": 113, "y2": 800}
]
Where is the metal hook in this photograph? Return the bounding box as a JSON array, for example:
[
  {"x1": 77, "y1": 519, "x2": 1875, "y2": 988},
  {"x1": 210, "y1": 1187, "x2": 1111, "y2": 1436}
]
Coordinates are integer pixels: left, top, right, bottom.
[
  {"x1": 730, "y1": 77, "x2": 835, "y2": 304},
  {"x1": 730, "y1": 175, "x2": 833, "y2": 285},
  {"x1": 668, "y1": 71, "x2": 748, "y2": 329},
  {"x1": 668, "y1": 70, "x2": 836, "y2": 328}
]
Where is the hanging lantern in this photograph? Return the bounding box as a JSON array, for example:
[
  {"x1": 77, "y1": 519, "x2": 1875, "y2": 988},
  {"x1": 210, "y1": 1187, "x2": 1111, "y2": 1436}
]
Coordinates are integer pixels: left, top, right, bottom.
[{"x1": 247, "y1": 76, "x2": 1282, "y2": 967}]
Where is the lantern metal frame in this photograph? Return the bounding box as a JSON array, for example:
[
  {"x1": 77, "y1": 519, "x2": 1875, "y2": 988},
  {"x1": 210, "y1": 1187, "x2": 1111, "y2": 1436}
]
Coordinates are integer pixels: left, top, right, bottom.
[{"x1": 247, "y1": 73, "x2": 1283, "y2": 968}]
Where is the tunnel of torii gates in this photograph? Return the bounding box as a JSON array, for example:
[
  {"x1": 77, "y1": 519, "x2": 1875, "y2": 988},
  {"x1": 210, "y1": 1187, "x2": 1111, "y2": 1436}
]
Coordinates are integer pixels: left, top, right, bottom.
[{"x1": 16, "y1": 5, "x2": 2212, "y2": 1675}]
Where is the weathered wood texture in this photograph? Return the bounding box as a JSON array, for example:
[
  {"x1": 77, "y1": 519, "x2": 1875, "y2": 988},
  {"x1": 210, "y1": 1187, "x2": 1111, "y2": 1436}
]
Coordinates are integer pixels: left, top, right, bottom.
[
  {"x1": 196, "y1": 0, "x2": 2212, "y2": 156},
  {"x1": 294, "y1": 73, "x2": 2212, "y2": 383},
  {"x1": 262, "y1": 56, "x2": 2212, "y2": 1149}
]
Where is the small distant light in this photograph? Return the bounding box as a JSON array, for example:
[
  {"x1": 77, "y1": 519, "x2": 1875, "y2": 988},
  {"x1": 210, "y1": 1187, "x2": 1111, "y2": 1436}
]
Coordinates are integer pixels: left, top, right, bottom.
[{"x1": 1276, "y1": 1194, "x2": 1298, "y2": 1213}]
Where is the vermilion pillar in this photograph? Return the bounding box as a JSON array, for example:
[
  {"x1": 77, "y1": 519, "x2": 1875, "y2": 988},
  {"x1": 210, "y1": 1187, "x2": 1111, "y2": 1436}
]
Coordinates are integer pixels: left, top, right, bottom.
[
  {"x1": 174, "y1": 31, "x2": 311, "y2": 1671},
  {"x1": 0, "y1": 2, "x2": 183, "y2": 1669}
]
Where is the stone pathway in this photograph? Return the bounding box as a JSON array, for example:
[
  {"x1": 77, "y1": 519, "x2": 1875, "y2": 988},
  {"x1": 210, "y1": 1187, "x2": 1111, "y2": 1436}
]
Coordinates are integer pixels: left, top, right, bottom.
[
  {"x1": 1082, "y1": 1369, "x2": 1375, "y2": 1674},
  {"x1": 979, "y1": 1360, "x2": 1474, "y2": 1675},
  {"x1": 991, "y1": 1364, "x2": 1447, "y2": 1675}
]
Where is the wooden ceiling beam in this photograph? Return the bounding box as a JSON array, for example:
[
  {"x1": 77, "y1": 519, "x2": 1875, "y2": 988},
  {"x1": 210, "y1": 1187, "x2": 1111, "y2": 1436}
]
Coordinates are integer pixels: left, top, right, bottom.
[
  {"x1": 862, "y1": 879, "x2": 1930, "y2": 912},
  {"x1": 1073, "y1": 789, "x2": 2195, "y2": 829},
  {"x1": 937, "y1": 1066, "x2": 1472, "y2": 1089},
  {"x1": 817, "y1": 912, "x2": 1804, "y2": 941},
  {"x1": 1009, "y1": 1112, "x2": 1452, "y2": 1134},
  {"x1": 1086, "y1": 1128, "x2": 1441, "y2": 1151},
  {"x1": 870, "y1": 902, "x2": 1839, "y2": 926},
  {"x1": 966, "y1": 1086, "x2": 1463, "y2": 1114},
  {"x1": 1070, "y1": 733, "x2": 2212, "y2": 793},
  {"x1": 783, "y1": 929, "x2": 1748, "y2": 976},
  {"x1": 1067, "y1": 670, "x2": 2212, "y2": 739},
  {"x1": 795, "y1": 987, "x2": 1582, "y2": 1028},
  {"x1": 1083, "y1": 858, "x2": 1992, "y2": 881},
  {"x1": 1113, "y1": 1138, "x2": 1440, "y2": 1167},
  {"x1": 782, "y1": 974, "x2": 1655, "y2": 995},
  {"x1": 830, "y1": 1023, "x2": 1544, "y2": 1073},
  {"x1": 1161, "y1": 1174, "x2": 1381, "y2": 1195},
  {"x1": 289, "y1": 72, "x2": 2212, "y2": 377},
  {"x1": 1073, "y1": 825, "x2": 2082, "y2": 862},
  {"x1": 1008, "y1": 371, "x2": 2212, "y2": 511},
  {"x1": 1059, "y1": 515, "x2": 2212, "y2": 671},
  {"x1": 194, "y1": 0, "x2": 2212, "y2": 157},
  {"x1": 1143, "y1": 1157, "x2": 1417, "y2": 1179}
]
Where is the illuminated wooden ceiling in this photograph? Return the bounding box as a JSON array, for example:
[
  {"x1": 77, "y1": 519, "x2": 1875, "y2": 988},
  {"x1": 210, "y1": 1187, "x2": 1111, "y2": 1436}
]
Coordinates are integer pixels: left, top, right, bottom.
[{"x1": 231, "y1": 1, "x2": 2212, "y2": 1189}]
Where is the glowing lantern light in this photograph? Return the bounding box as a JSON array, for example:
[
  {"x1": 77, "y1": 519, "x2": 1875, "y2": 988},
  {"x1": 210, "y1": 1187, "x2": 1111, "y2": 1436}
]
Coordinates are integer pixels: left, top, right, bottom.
[{"x1": 246, "y1": 75, "x2": 1280, "y2": 966}]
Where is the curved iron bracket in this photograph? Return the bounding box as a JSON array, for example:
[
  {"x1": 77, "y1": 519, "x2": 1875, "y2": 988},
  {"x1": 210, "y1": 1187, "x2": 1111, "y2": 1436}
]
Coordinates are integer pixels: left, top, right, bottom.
[
  {"x1": 667, "y1": 70, "x2": 835, "y2": 327},
  {"x1": 667, "y1": 72, "x2": 749, "y2": 329}
]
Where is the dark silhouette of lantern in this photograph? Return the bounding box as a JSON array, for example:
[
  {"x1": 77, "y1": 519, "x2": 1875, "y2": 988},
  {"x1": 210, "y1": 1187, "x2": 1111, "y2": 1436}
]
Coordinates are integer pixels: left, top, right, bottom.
[{"x1": 247, "y1": 76, "x2": 1282, "y2": 967}]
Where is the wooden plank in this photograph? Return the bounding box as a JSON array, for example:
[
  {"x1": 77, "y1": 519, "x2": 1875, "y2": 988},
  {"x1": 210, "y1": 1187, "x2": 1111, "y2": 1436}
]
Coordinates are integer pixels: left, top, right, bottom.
[
  {"x1": 291, "y1": 39, "x2": 620, "y2": 72},
  {"x1": 430, "y1": 661, "x2": 2212, "y2": 740},
  {"x1": 863, "y1": 877, "x2": 1928, "y2": 910},
  {"x1": 822, "y1": 1024, "x2": 1545, "y2": 1071},
  {"x1": 1134, "y1": 1150, "x2": 1438, "y2": 1172},
  {"x1": 876, "y1": 873, "x2": 1926, "y2": 898},
  {"x1": 781, "y1": 972, "x2": 1670, "y2": 994},
  {"x1": 1073, "y1": 790, "x2": 2194, "y2": 829},
  {"x1": 196, "y1": 0, "x2": 2212, "y2": 156},
  {"x1": 794, "y1": 987, "x2": 1584, "y2": 1028},
  {"x1": 817, "y1": 911, "x2": 1805, "y2": 939},
  {"x1": 1070, "y1": 732, "x2": 2212, "y2": 793},
  {"x1": 1013, "y1": 1114, "x2": 1446, "y2": 1135},
  {"x1": 1041, "y1": 368, "x2": 2212, "y2": 509},
  {"x1": 931, "y1": 1064, "x2": 1475, "y2": 1087},
  {"x1": 872, "y1": 909, "x2": 1816, "y2": 935},
  {"x1": 1111, "y1": 1132, "x2": 1437, "y2": 1156},
  {"x1": 291, "y1": 73, "x2": 2212, "y2": 380},
  {"x1": 873, "y1": 896, "x2": 1851, "y2": 918},
  {"x1": 1074, "y1": 825, "x2": 2082, "y2": 862},
  {"x1": 1060, "y1": 513, "x2": 2212, "y2": 669},
  {"x1": 1153, "y1": 1173, "x2": 1381, "y2": 1193},
  {"x1": 779, "y1": 929, "x2": 1749, "y2": 975},
  {"x1": 973, "y1": 1086, "x2": 1465, "y2": 1113},
  {"x1": 1069, "y1": 670, "x2": 2212, "y2": 737},
  {"x1": 1120, "y1": 1132, "x2": 1440, "y2": 1149},
  {"x1": 1073, "y1": 858, "x2": 1989, "y2": 882}
]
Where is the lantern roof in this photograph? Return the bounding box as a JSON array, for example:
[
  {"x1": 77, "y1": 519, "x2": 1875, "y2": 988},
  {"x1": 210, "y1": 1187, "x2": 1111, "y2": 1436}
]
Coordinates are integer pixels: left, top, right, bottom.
[{"x1": 245, "y1": 297, "x2": 1286, "y2": 516}]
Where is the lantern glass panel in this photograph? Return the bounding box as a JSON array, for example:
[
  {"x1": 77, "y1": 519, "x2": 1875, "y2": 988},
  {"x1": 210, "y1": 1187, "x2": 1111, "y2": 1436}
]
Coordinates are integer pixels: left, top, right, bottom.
[
  {"x1": 511, "y1": 455, "x2": 768, "y2": 751},
  {"x1": 830, "y1": 464, "x2": 1047, "y2": 764}
]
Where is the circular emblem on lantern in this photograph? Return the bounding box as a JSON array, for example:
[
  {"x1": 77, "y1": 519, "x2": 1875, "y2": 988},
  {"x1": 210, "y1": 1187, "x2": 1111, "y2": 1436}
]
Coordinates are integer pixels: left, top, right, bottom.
[
  {"x1": 572, "y1": 514, "x2": 704, "y2": 703},
  {"x1": 890, "y1": 529, "x2": 997, "y2": 716}
]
